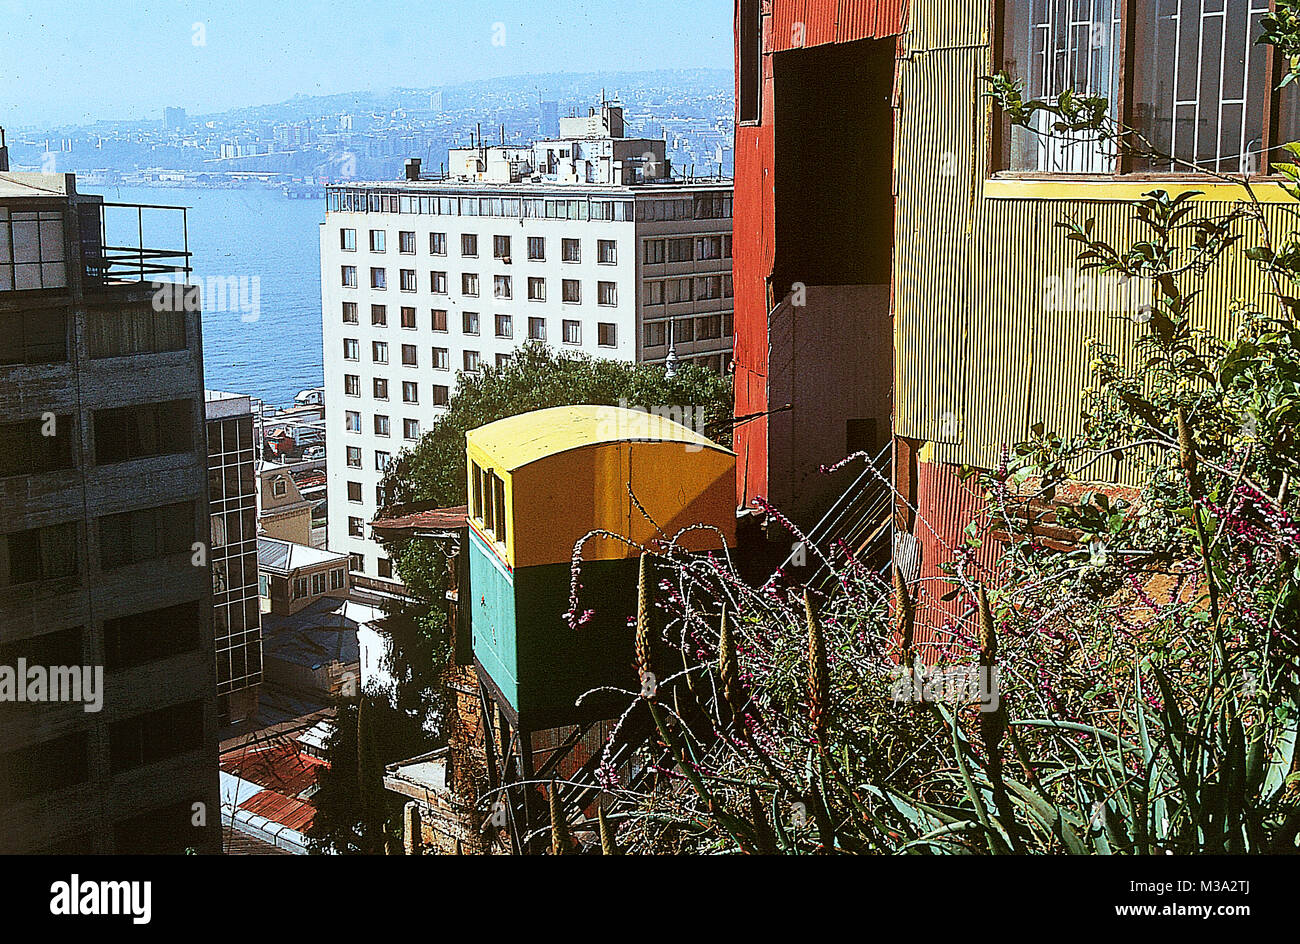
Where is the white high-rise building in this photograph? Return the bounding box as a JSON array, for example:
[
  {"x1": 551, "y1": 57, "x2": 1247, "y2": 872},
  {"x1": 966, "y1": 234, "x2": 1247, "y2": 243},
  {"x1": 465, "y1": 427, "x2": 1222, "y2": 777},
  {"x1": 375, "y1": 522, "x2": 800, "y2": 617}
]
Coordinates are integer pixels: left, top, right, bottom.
[{"x1": 320, "y1": 102, "x2": 734, "y2": 583}]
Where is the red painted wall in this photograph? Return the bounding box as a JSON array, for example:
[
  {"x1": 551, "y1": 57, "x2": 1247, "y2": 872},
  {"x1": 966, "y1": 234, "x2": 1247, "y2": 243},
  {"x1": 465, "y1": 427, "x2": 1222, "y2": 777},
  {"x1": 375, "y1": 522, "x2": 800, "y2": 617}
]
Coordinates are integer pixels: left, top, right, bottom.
[{"x1": 731, "y1": 0, "x2": 906, "y2": 509}]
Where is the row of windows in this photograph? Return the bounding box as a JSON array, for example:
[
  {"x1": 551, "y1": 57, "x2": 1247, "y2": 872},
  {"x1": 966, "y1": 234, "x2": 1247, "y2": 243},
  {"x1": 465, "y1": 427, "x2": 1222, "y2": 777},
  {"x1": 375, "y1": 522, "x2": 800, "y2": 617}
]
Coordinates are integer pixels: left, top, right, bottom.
[
  {"x1": 340, "y1": 320, "x2": 615, "y2": 366},
  {"x1": 470, "y1": 460, "x2": 507, "y2": 546},
  {"x1": 0, "y1": 400, "x2": 198, "y2": 480},
  {"x1": 341, "y1": 230, "x2": 619, "y2": 264},
  {"x1": 645, "y1": 275, "x2": 733, "y2": 305},
  {"x1": 344, "y1": 410, "x2": 424, "y2": 441},
  {"x1": 345, "y1": 445, "x2": 396, "y2": 472},
  {"x1": 642, "y1": 313, "x2": 734, "y2": 347},
  {"x1": 289, "y1": 567, "x2": 346, "y2": 599},
  {"x1": 328, "y1": 189, "x2": 637, "y2": 221},
  {"x1": 0, "y1": 501, "x2": 198, "y2": 587},
  {"x1": 643, "y1": 235, "x2": 732, "y2": 264},
  {"x1": 340, "y1": 266, "x2": 620, "y2": 304},
  {"x1": 1, "y1": 306, "x2": 188, "y2": 368}
]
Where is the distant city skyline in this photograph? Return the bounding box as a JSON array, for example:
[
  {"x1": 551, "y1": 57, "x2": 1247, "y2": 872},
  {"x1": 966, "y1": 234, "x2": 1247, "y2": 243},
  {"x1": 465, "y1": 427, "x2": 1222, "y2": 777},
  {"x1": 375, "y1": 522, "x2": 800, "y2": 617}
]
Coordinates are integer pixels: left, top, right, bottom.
[{"x1": 0, "y1": 0, "x2": 733, "y2": 128}]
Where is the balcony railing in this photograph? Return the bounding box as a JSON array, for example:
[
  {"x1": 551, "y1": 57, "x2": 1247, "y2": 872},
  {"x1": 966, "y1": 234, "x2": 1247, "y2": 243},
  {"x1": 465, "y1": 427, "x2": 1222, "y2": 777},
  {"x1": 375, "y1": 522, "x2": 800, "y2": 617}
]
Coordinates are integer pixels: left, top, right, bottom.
[{"x1": 81, "y1": 201, "x2": 192, "y2": 286}]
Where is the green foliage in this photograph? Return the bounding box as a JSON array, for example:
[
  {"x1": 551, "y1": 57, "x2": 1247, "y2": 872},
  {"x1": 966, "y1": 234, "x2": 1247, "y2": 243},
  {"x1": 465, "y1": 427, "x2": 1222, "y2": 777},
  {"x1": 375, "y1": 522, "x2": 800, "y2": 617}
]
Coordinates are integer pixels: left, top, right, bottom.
[
  {"x1": 380, "y1": 340, "x2": 733, "y2": 513},
  {"x1": 306, "y1": 695, "x2": 434, "y2": 855}
]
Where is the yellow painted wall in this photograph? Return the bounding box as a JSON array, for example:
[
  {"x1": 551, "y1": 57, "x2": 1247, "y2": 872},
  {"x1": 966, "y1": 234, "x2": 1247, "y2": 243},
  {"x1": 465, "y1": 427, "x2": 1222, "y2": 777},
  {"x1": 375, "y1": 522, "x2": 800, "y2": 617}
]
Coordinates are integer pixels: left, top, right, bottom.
[
  {"x1": 466, "y1": 438, "x2": 736, "y2": 571},
  {"x1": 894, "y1": 0, "x2": 1291, "y2": 477}
]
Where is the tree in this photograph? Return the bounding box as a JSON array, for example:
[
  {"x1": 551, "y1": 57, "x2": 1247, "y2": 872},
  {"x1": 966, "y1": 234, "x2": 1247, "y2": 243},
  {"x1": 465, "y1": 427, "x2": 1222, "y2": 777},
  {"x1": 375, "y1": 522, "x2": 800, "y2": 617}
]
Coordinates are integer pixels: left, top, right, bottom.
[
  {"x1": 306, "y1": 695, "x2": 432, "y2": 855},
  {"x1": 380, "y1": 340, "x2": 733, "y2": 514}
]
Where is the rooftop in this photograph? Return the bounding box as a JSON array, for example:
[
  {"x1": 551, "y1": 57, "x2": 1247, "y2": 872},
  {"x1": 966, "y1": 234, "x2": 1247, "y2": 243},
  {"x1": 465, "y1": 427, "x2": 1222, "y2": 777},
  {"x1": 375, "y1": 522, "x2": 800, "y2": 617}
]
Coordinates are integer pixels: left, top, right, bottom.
[
  {"x1": 468, "y1": 404, "x2": 732, "y2": 473},
  {"x1": 257, "y1": 536, "x2": 347, "y2": 576},
  {"x1": 0, "y1": 171, "x2": 75, "y2": 200}
]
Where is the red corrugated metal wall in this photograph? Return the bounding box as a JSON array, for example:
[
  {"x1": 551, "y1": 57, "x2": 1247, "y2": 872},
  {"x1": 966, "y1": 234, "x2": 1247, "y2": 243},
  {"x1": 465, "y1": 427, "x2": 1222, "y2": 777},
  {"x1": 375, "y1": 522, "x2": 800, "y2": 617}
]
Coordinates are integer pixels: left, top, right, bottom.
[
  {"x1": 731, "y1": 0, "x2": 905, "y2": 509},
  {"x1": 910, "y1": 457, "x2": 1002, "y2": 661}
]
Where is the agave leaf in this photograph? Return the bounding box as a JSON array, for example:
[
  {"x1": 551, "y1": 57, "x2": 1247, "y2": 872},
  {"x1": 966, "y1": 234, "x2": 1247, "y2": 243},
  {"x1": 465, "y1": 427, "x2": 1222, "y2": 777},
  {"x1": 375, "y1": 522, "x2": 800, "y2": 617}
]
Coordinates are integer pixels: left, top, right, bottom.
[{"x1": 1263, "y1": 708, "x2": 1299, "y2": 801}]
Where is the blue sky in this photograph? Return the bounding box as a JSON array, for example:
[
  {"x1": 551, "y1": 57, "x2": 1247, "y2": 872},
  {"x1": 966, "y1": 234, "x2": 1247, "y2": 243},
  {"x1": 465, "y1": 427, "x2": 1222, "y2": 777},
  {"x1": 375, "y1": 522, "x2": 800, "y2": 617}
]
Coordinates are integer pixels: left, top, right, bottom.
[{"x1": 0, "y1": 0, "x2": 733, "y2": 127}]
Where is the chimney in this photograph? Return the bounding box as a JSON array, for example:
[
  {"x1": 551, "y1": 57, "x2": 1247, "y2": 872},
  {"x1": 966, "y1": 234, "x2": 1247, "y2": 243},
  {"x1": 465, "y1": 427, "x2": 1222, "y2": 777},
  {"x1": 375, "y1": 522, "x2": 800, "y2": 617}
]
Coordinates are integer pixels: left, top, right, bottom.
[
  {"x1": 0, "y1": 127, "x2": 8, "y2": 172},
  {"x1": 404, "y1": 158, "x2": 422, "y2": 181}
]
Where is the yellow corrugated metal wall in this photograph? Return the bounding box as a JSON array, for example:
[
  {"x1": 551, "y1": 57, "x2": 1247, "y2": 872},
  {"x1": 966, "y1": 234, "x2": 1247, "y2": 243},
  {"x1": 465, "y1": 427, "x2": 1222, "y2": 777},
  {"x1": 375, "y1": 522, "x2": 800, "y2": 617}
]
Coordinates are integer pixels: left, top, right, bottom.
[{"x1": 894, "y1": 0, "x2": 1286, "y2": 477}]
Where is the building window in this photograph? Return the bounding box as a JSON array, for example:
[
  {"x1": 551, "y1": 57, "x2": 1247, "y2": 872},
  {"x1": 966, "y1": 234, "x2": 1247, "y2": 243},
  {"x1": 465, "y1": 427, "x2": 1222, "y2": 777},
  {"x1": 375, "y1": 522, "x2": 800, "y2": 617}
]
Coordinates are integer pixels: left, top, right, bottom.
[
  {"x1": 562, "y1": 238, "x2": 581, "y2": 263},
  {"x1": 432, "y1": 346, "x2": 449, "y2": 369},
  {"x1": 432, "y1": 384, "x2": 450, "y2": 406},
  {"x1": 644, "y1": 239, "x2": 665, "y2": 264},
  {"x1": 372, "y1": 304, "x2": 387, "y2": 326},
  {"x1": 343, "y1": 338, "x2": 360, "y2": 360},
  {"x1": 675, "y1": 317, "x2": 695, "y2": 342},
  {"x1": 462, "y1": 272, "x2": 480, "y2": 296},
  {"x1": 431, "y1": 270, "x2": 448, "y2": 294},
  {"x1": 665, "y1": 278, "x2": 693, "y2": 304},
  {"x1": 999, "y1": 1, "x2": 1292, "y2": 175},
  {"x1": 373, "y1": 377, "x2": 388, "y2": 400},
  {"x1": 697, "y1": 314, "x2": 723, "y2": 340},
  {"x1": 562, "y1": 319, "x2": 581, "y2": 345},
  {"x1": 739, "y1": 0, "x2": 760, "y2": 122},
  {"x1": 463, "y1": 311, "x2": 480, "y2": 335},
  {"x1": 347, "y1": 446, "x2": 362, "y2": 467},
  {"x1": 696, "y1": 235, "x2": 726, "y2": 259},
  {"x1": 98, "y1": 502, "x2": 194, "y2": 570},
  {"x1": 93, "y1": 400, "x2": 193, "y2": 465},
  {"x1": 348, "y1": 481, "x2": 362, "y2": 502},
  {"x1": 372, "y1": 340, "x2": 388, "y2": 363},
  {"x1": 403, "y1": 380, "x2": 418, "y2": 403},
  {"x1": 370, "y1": 230, "x2": 386, "y2": 252},
  {"x1": 403, "y1": 418, "x2": 420, "y2": 440},
  {"x1": 494, "y1": 274, "x2": 512, "y2": 299},
  {"x1": 644, "y1": 321, "x2": 667, "y2": 347},
  {"x1": 528, "y1": 316, "x2": 546, "y2": 341},
  {"x1": 378, "y1": 558, "x2": 393, "y2": 579},
  {"x1": 374, "y1": 414, "x2": 390, "y2": 436},
  {"x1": 527, "y1": 236, "x2": 545, "y2": 260},
  {"x1": 495, "y1": 313, "x2": 513, "y2": 338},
  {"x1": 527, "y1": 276, "x2": 546, "y2": 301},
  {"x1": 399, "y1": 231, "x2": 416, "y2": 254},
  {"x1": 430, "y1": 232, "x2": 447, "y2": 255},
  {"x1": 463, "y1": 350, "x2": 481, "y2": 372},
  {"x1": 272, "y1": 476, "x2": 287, "y2": 497},
  {"x1": 344, "y1": 374, "x2": 360, "y2": 396},
  {"x1": 0, "y1": 522, "x2": 78, "y2": 586},
  {"x1": 370, "y1": 267, "x2": 387, "y2": 290},
  {"x1": 342, "y1": 301, "x2": 359, "y2": 324},
  {"x1": 668, "y1": 237, "x2": 693, "y2": 263},
  {"x1": 342, "y1": 265, "x2": 357, "y2": 288},
  {"x1": 597, "y1": 281, "x2": 617, "y2": 306},
  {"x1": 431, "y1": 308, "x2": 448, "y2": 331},
  {"x1": 345, "y1": 410, "x2": 361, "y2": 432},
  {"x1": 375, "y1": 451, "x2": 391, "y2": 471},
  {"x1": 348, "y1": 516, "x2": 364, "y2": 538},
  {"x1": 400, "y1": 269, "x2": 417, "y2": 292},
  {"x1": 645, "y1": 280, "x2": 664, "y2": 305},
  {"x1": 312, "y1": 572, "x2": 326, "y2": 595},
  {"x1": 494, "y1": 235, "x2": 511, "y2": 259},
  {"x1": 330, "y1": 567, "x2": 345, "y2": 590},
  {"x1": 562, "y1": 279, "x2": 581, "y2": 303},
  {"x1": 597, "y1": 239, "x2": 617, "y2": 264},
  {"x1": 349, "y1": 553, "x2": 365, "y2": 573},
  {"x1": 597, "y1": 323, "x2": 616, "y2": 347},
  {"x1": 461, "y1": 233, "x2": 478, "y2": 257},
  {"x1": 401, "y1": 343, "x2": 417, "y2": 366},
  {"x1": 340, "y1": 228, "x2": 356, "y2": 251},
  {"x1": 401, "y1": 306, "x2": 416, "y2": 329}
]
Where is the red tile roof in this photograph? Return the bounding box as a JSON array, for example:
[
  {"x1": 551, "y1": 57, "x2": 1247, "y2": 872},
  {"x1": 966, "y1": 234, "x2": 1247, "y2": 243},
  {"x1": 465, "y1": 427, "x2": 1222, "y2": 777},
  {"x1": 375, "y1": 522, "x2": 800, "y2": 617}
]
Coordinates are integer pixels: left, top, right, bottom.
[{"x1": 371, "y1": 505, "x2": 468, "y2": 532}]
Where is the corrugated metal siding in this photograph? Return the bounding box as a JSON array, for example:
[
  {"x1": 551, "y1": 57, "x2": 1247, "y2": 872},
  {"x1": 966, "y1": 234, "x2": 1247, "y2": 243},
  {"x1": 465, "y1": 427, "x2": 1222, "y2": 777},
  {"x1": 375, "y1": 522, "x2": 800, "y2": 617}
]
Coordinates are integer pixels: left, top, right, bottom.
[
  {"x1": 908, "y1": 456, "x2": 1001, "y2": 660},
  {"x1": 770, "y1": 0, "x2": 905, "y2": 52},
  {"x1": 895, "y1": 0, "x2": 1280, "y2": 478}
]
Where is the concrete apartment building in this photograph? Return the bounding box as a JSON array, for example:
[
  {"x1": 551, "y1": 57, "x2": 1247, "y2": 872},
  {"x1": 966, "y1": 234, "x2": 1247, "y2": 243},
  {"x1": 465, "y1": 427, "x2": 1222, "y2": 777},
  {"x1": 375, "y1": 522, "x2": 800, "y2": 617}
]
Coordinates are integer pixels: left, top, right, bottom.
[
  {"x1": 0, "y1": 162, "x2": 220, "y2": 853},
  {"x1": 205, "y1": 391, "x2": 263, "y2": 729},
  {"x1": 321, "y1": 102, "x2": 734, "y2": 581}
]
